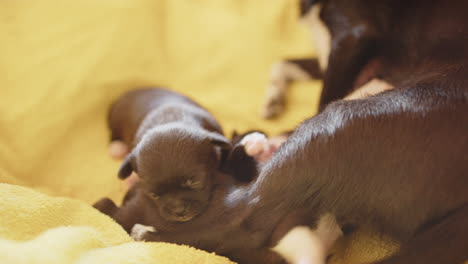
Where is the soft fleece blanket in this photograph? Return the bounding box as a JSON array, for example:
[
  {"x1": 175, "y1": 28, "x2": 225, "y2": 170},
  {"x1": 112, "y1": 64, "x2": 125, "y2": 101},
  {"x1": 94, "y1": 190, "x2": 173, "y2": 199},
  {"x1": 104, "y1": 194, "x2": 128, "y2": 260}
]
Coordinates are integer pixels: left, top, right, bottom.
[{"x1": 0, "y1": 0, "x2": 397, "y2": 263}]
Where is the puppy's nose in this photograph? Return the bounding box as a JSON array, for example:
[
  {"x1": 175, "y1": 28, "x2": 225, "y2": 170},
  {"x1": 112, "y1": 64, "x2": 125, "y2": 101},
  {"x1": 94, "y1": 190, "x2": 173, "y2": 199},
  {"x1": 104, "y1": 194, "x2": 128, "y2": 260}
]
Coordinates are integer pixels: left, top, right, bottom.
[{"x1": 171, "y1": 201, "x2": 188, "y2": 214}]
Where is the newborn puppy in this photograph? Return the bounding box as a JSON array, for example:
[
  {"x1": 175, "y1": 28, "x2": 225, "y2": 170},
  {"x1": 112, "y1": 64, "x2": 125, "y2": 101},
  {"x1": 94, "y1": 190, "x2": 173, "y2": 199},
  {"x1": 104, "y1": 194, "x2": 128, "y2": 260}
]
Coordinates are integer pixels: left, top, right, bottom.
[
  {"x1": 94, "y1": 129, "x2": 288, "y2": 237},
  {"x1": 102, "y1": 88, "x2": 231, "y2": 222}
]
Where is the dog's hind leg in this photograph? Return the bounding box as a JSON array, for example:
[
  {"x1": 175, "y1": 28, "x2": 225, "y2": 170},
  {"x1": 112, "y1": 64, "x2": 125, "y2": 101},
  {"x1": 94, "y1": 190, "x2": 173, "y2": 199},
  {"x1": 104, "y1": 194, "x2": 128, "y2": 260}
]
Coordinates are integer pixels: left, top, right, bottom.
[
  {"x1": 262, "y1": 59, "x2": 322, "y2": 119},
  {"x1": 272, "y1": 213, "x2": 343, "y2": 264},
  {"x1": 374, "y1": 204, "x2": 468, "y2": 264}
]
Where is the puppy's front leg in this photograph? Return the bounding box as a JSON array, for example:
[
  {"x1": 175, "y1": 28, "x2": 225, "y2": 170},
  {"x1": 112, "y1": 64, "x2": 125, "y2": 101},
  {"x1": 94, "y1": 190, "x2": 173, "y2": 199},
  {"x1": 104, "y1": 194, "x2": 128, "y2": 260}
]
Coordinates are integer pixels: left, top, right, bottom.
[
  {"x1": 130, "y1": 224, "x2": 157, "y2": 241},
  {"x1": 93, "y1": 197, "x2": 119, "y2": 217},
  {"x1": 130, "y1": 224, "x2": 185, "y2": 245},
  {"x1": 240, "y1": 132, "x2": 288, "y2": 164},
  {"x1": 262, "y1": 59, "x2": 322, "y2": 119}
]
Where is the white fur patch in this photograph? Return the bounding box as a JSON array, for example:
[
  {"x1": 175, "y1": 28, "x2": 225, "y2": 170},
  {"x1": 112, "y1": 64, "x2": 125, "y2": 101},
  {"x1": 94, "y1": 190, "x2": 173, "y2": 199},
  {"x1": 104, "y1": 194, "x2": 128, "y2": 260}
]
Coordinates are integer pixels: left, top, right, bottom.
[
  {"x1": 301, "y1": 4, "x2": 331, "y2": 71},
  {"x1": 240, "y1": 132, "x2": 268, "y2": 156},
  {"x1": 315, "y1": 213, "x2": 343, "y2": 251},
  {"x1": 109, "y1": 140, "x2": 129, "y2": 160},
  {"x1": 272, "y1": 214, "x2": 343, "y2": 264},
  {"x1": 272, "y1": 226, "x2": 326, "y2": 264},
  {"x1": 131, "y1": 224, "x2": 156, "y2": 241},
  {"x1": 345, "y1": 78, "x2": 394, "y2": 100}
]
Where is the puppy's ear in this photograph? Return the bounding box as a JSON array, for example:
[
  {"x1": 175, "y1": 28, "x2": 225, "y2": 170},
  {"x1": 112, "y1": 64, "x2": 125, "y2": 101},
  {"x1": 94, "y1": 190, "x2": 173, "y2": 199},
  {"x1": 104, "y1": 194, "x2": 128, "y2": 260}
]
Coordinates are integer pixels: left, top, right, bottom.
[
  {"x1": 118, "y1": 153, "x2": 136, "y2": 179},
  {"x1": 207, "y1": 133, "x2": 232, "y2": 166},
  {"x1": 207, "y1": 133, "x2": 231, "y2": 150}
]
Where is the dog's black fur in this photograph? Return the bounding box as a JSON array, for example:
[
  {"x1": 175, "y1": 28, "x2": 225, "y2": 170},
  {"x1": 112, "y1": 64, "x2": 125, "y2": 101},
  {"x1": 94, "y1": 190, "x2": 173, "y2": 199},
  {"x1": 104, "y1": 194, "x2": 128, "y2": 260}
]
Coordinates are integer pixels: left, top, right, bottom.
[
  {"x1": 139, "y1": 85, "x2": 468, "y2": 264},
  {"x1": 134, "y1": 1, "x2": 468, "y2": 263}
]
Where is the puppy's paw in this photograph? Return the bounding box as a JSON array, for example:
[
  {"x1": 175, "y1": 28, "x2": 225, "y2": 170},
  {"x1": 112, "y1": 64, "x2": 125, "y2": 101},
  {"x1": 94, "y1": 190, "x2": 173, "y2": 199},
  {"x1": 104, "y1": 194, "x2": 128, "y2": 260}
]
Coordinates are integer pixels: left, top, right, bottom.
[
  {"x1": 262, "y1": 86, "x2": 287, "y2": 119},
  {"x1": 255, "y1": 135, "x2": 288, "y2": 162},
  {"x1": 239, "y1": 132, "x2": 288, "y2": 163},
  {"x1": 240, "y1": 132, "x2": 268, "y2": 156},
  {"x1": 93, "y1": 197, "x2": 118, "y2": 215},
  {"x1": 262, "y1": 61, "x2": 290, "y2": 119},
  {"x1": 109, "y1": 141, "x2": 129, "y2": 160},
  {"x1": 125, "y1": 172, "x2": 140, "y2": 189},
  {"x1": 130, "y1": 224, "x2": 157, "y2": 241}
]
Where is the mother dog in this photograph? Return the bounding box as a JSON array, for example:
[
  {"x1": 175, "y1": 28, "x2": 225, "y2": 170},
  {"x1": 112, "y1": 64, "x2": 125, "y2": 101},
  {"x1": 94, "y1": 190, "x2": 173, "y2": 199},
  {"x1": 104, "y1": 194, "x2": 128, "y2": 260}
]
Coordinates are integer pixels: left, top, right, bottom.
[{"x1": 133, "y1": 1, "x2": 468, "y2": 263}]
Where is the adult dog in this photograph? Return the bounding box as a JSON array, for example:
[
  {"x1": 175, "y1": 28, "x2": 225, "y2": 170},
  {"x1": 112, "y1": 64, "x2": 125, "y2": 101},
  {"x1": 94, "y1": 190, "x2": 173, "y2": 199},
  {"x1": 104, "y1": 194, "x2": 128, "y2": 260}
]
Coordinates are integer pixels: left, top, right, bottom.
[{"x1": 132, "y1": 1, "x2": 468, "y2": 263}]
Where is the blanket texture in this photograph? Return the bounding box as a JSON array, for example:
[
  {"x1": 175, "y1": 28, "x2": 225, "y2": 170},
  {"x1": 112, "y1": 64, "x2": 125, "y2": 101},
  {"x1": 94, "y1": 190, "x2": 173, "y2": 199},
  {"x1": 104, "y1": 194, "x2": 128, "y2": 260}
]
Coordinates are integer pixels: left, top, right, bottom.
[{"x1": 0, "y1": 0, "x2": 397, "y2": 263}]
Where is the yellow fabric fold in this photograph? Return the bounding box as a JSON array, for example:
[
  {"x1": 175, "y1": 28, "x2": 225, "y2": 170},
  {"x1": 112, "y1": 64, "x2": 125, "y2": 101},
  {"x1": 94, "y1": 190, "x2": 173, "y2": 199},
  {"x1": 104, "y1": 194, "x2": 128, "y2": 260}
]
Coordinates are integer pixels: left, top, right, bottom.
[{"x1": 0, "y1": 184, "x2": 233, "y2": 264}]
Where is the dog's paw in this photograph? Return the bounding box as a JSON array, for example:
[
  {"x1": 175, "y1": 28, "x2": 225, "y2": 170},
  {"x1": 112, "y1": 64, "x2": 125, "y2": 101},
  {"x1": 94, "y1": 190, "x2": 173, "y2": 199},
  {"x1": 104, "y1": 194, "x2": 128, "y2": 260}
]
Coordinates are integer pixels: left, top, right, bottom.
[
  {"x1": 272, "y1": 226, "x2": 327, "y2": 264},
  {"x1": 240, "y1": 132, "x2": 268, "y2": 156},
  {"x1": 125, "y1": 172, "x2": 140, "y2": 189},
  {"x1": 261, "y1": 61, "x2": 291, "y2": 119},
  {"x1": 93, "y1": 197, "x2": 117, "y2": 215},
  {"x1": 109, "y1": 141, "x2": 129, "y2": 160},
  {"x1": 239, "y1": 132, "x2": 289, "y2": 163},
  {"x1": 258, "y1": 135, "x2": 288, "y2": 162},
  {"x1": 130, "y1": 224, "x2": 157, "y2": 241}
]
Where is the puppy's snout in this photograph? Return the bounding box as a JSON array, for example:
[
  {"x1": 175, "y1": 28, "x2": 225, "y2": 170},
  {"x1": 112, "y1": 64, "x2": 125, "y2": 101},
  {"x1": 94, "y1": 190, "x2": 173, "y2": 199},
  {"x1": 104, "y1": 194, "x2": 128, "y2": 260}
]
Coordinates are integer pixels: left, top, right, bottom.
[
  {"x1": 157, "y1": 191, "x2": 209, "y2": 222},
  {"x1": 171, "y1": 201, "x2": 188, "y2": 215},
  {"x1": 165, "y1": 199, "x2": 189, "y2": 215}
]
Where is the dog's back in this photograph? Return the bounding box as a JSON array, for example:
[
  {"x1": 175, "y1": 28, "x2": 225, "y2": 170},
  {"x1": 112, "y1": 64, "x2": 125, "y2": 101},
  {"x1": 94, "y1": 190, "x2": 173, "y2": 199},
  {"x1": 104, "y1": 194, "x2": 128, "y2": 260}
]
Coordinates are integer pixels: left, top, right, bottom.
[{"x1": 108, "y1": 88, "x2": 223, "y2": 148}]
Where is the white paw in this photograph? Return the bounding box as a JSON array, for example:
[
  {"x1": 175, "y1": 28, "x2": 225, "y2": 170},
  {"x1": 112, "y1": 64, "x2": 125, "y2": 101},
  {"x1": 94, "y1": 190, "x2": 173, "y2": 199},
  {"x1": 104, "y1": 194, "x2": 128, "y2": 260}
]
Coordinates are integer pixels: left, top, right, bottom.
[
  {"x1": 272, "y1": 226, "x2": 327, "y2": 264},
  {"x1": 130, "y1": 224, "x2": 156, "y2": 241},
  {"x1": 109, "y1": 141, "x2": 129, "y2": 160},
  {"x1": 125, "y1": 172, "x2": 140, "y2": 189},
  {"x1": 240, "y1": 132, "x2": 268, "y2": 156}
]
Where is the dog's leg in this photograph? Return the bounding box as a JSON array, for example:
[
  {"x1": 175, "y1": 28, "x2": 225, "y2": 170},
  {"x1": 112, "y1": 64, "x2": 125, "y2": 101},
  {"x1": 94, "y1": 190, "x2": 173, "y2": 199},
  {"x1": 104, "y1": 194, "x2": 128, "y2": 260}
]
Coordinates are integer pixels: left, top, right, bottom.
[
  {"x1": 318, "y1": 38, "x2": 377, "y2": 111},
  {"x1": 240, "y1": 132, "x2": 269, "y2": 157},
  {"x1": 93, "y1": 197, "x2": 119, "y2": 216},
  {"x1": 241, "y1": 132, "x2": 289, "y2": 164},
  {"x1": 272, "y1": 214, "x2": 343, "y2": 264},
  {"x1": 373, "y1": 205, "x2": 468, "y2": 264},
  {"x1": 302, "y1": 3, "x2": 380, "y2": 111},
  {"x1": 131, "y1": 223, "x2": 190, "y2": 243},
  {"x1": 262, "y1": 59, "x2": 322, "y2": 119},
  {"x1": 131, "y1": 224, "x2": 157, "y2": 241}
]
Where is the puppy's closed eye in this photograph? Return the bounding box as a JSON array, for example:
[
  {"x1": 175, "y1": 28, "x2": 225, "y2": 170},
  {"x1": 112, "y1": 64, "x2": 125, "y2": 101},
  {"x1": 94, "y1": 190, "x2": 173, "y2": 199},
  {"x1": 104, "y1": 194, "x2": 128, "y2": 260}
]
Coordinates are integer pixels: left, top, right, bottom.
[
  {"x1": 148, "y1": 192, "x2": 160, "y2": 200},
  {"x1": 182, "y1": 179, "x2": 203, "y2": 190}
]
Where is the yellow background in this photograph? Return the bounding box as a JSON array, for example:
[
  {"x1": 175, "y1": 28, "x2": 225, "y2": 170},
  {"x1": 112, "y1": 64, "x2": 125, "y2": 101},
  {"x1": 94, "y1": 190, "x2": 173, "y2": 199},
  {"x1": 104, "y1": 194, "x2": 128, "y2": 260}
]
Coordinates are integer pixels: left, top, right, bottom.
[{"x1": 0, "y1": 0, "x2": 319, "y2": 204}]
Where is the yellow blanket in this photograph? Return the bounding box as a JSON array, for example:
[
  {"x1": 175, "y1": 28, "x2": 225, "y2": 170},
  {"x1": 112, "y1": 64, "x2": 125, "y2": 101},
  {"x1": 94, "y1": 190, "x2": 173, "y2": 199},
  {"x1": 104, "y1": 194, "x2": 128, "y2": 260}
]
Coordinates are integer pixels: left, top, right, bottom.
[{"x1": 0, "y1": 0, "x2": 396, "y2": 263}]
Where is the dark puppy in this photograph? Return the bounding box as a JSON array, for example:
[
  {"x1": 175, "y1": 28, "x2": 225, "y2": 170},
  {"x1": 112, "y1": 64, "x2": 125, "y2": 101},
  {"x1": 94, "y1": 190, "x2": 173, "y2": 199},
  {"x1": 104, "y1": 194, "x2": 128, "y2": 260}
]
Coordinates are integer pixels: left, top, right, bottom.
[
  {"x1": 134, "y1": 1, "x2": 468, "y2": 263},
  {"x1": 97, "y1": 88, "x2": 231, "y2": 222}
]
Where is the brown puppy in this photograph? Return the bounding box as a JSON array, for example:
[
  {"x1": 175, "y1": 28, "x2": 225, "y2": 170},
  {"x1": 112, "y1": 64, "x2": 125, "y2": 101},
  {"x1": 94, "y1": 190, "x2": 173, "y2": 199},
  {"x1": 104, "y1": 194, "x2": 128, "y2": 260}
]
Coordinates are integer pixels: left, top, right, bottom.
[{"x1": 97, "y1": 88, "x2": 232, "y2": 223}]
